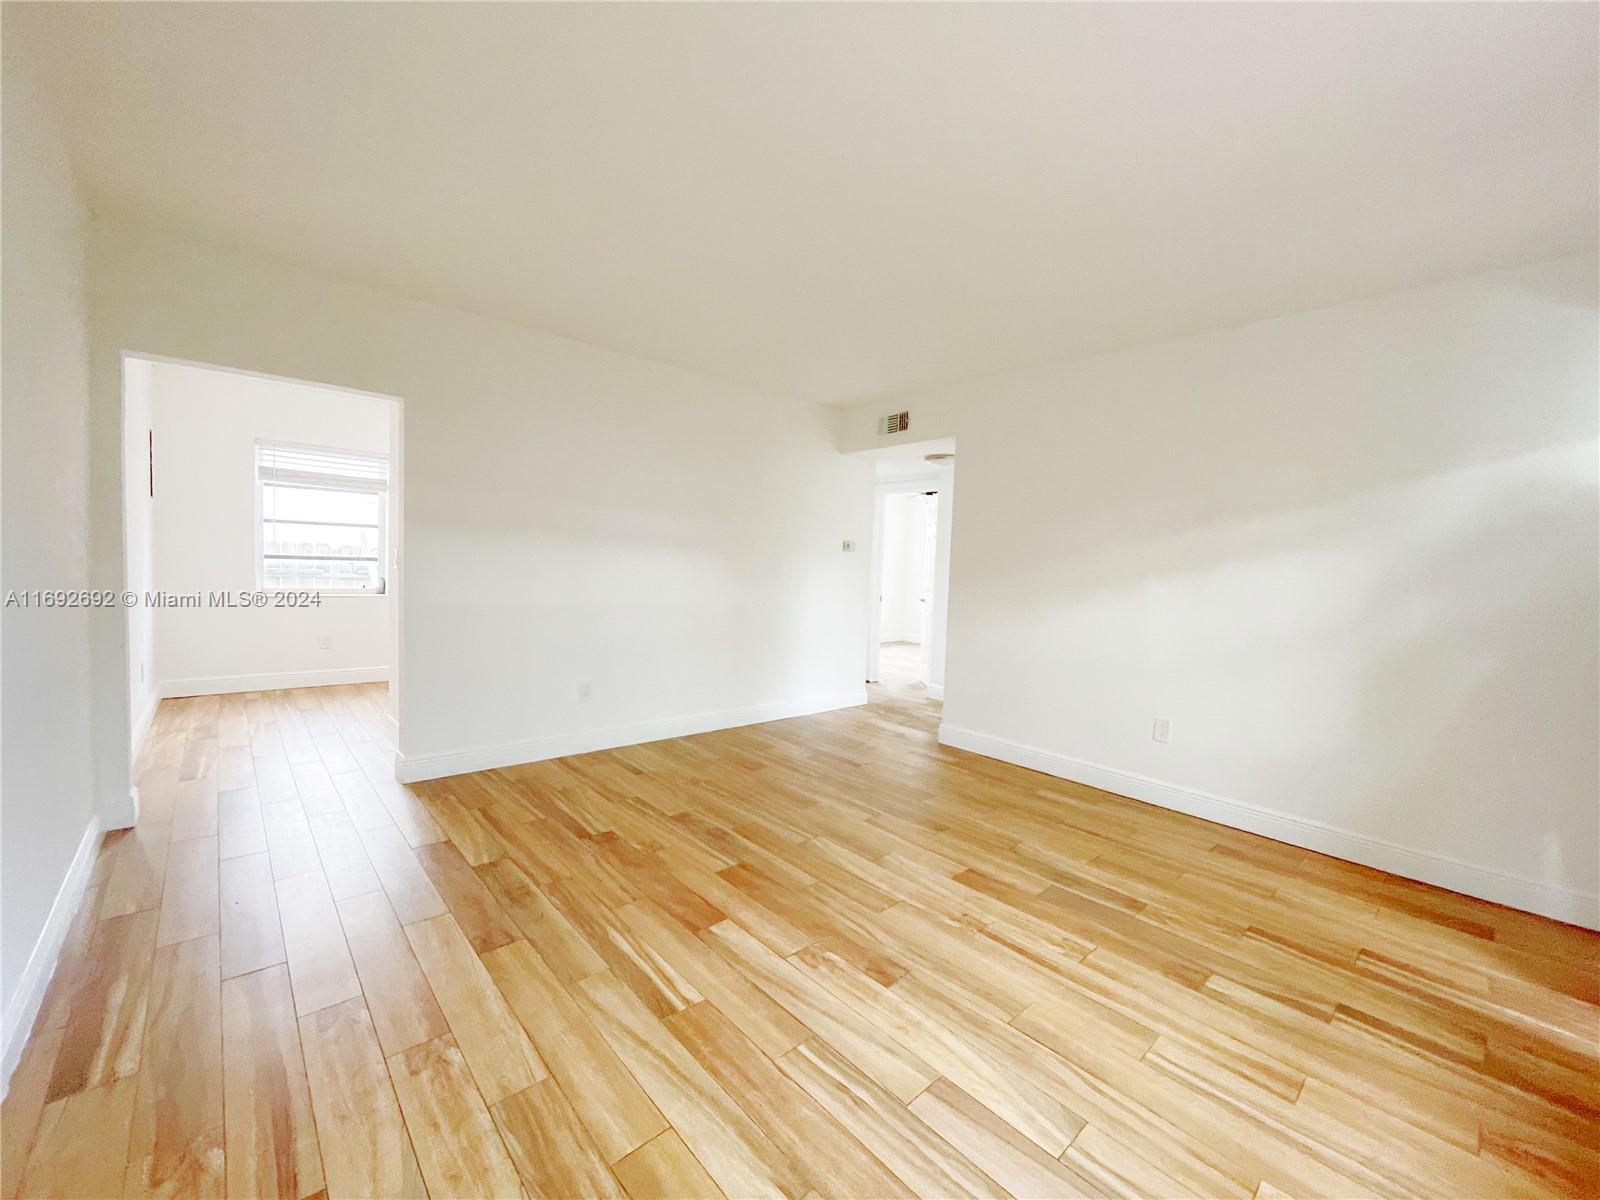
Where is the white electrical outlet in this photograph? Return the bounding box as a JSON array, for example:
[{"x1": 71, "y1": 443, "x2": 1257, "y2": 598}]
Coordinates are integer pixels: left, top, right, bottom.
[
  {"x1": 318, "y1": 635, "x2": 332, "y2": 650},
  {"x1": 577, "y1": 681, "x2": 592, "y2": 702},
  {"x1": 1152, "y1": 718, "x2": 1171, "y2": 744}
]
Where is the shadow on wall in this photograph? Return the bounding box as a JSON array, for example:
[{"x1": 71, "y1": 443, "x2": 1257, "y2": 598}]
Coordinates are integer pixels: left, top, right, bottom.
[
  {"x1": 958, "y1": 439, "x2": 1599, "y2": 903},
  {"x1": 940, "y1": 259, "x2": 1599, "y2": 575}
]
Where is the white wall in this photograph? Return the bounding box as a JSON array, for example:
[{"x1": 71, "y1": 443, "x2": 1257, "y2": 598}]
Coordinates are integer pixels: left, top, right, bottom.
[
  {"x1": 122, "y1": 356, "x2": 156, "y2": 743},
  {"x1": 844, "y1": 254, "x2": 1600, "y2": 926},
  {"x1": 84, "y1": 221, "x2": 873, "y2": 786},
  {"x1": 146, "y1": 359, "x2": 392, "y2": 695},
  {"x1": 0, "y1": 38, "x2": 101, "y2": 1074},
  {"x1": 879, "y1": 492, "x2": 929, "y2": 643}
]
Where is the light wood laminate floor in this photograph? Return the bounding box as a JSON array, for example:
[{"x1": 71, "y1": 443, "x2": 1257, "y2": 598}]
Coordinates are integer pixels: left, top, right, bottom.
[{"x1": 4, "y1": 676, "x2": 1596, "y2": 1199}]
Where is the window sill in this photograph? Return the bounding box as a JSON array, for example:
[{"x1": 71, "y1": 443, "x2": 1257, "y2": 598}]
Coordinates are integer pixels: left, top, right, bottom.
[{"x1": 261, "y1": 589, "x2": 388, "y2": 599}]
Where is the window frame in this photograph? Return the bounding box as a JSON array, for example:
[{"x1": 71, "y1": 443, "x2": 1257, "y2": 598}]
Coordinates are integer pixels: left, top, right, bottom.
[{"x1": 254, "y1": 438, "x2": 389, "y2": 597}]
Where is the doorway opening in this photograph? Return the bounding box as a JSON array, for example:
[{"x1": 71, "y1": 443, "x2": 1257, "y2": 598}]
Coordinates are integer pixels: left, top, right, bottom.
[
  {"x1": 877, "y1": 490, "x2": 937, "y2": 685},
  {"x1": 864, "y1": 438, "x2": 954, "y2": 699},
  {"x1": 120, "y1": 355, "x2": 404, "y2": 789}
]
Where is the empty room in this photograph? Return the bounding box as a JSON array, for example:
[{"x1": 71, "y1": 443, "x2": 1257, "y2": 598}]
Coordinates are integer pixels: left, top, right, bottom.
[{"x1": 1, "y1": 4, "x2": 1595, "y2": 1199}]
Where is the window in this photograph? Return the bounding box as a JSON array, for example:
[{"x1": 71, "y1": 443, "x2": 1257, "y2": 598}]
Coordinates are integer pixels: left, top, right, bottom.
[{"x1": 257, "y1": 442, "x2": 388, "y2": 592}]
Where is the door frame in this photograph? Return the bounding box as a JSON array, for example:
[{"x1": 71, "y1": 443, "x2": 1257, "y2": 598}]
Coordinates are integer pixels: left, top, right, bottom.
[{"x1": 117, "y1": 352, "x2": 406, "y2": 812}]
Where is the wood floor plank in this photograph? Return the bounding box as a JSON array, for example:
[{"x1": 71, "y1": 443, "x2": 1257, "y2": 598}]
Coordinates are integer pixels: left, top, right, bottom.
[
  {"x1": 1, "y1": 1025, "x2": 64, "y2": 1199},
  {"x1": 545, "y1": 874, "x2": 702, "y2": 1017},
  {"x1": 99, "y1": 821, "x2": 172, "y2": 918},
  {"x1": 701, "y1": 918, "x2": 938, "y2": 1104},
  {"x1": 127, "y1": 934, "x2": 225, "y2": 1198},
  {"x1": 358, "y1": 823, "x2": 447, "y2": 924},
  {"x1": 216, "y1": 745, "x2": 256, "y2": 792},
  {"x1": 169, "y1": 777, "x2": 219, "y2": 841},
  {"x1": 597, "y1": 839, "x2": 727, "y2": 930},
  {"x1": 349, "y1": 742, "x2": 447, "y2": 845},
  {"x1": 135, "y1": 766, "x2": 182, "y2": 825},
  {"x1": 216, "y1": 701, "x2": 250, "y2": 752},
  {"x1": 476, "y1": 856, "x2": 607, "y2": 981},
  {"x1": 307, "y1": 811, "x2": 381, "y2": 900},
  {"x1": 217, "y1": 786, "x2": 268, "y2": 859},
  {"x1": 665, "y1": 1000, "x2": 916, "y2": 1200},
  {"x1": 276, "y1": 871, "x2": 362, "y2": 1016},
  {"x1": 156, "y1": 834, "x2": 219, "y2": 946},
  {"x1": 1063, "y1": 1123, "x2": 1196, "y2": 1200},
  {"x1": 220, "y1": 851, "x2": 285, "y2": 979},
  {"x1": 256, "y1": 753, "x2": 301, "y2": 804},
  {"x1": 299, "y1": 998, "x2": 426, "y2": 1200},
  {"x1": 415, "y1": 839, "x2": 519, "y2": 953},
  {"x1": 314, "y1": 733, "x2": 359, "y2": 776},
  {"x1": 46, "y1": 909, "x2": 158, "y2": 1101},
  {"x1": 221, "y1": 964, "x2": 324, "y2": 1200},
  {"x1": 613, "y1": 1129, "x2": 727, "y2": 1200},
  {"x1": 33, "y1": 883, "x2": 107, "y2": 1037},
  {"x1": 262, "y1": 801, "x2": 322, "y2": 880},
  {"x1": 334, "y1": 888, "x2": 449, "y2": 1056},
  {"x1": 493, "y1": 1077, "x2": 628, "y2": 1199},
  {"x1": 664, "y1": 858, "x2": 813, "y2": 956},
  {"x1": 1289, "y1": 1075, "x2": 1553, "y2": 1199},
  {"x1": 578, "y1": 970, "x2": 809, "y2": 1200},
  {"x1": 776, "y1": 1037, "x2": 1003, "y2": 1199},
  {"x1": 908, "y1": 1077, "x2": 1102, "y2": 1199},
  {"x1": 900, "y1": 968, "x2": 1256, "y2": 1198},
  {"x1": 1011, "y1": 986, "x2": 1160, "y2": 1062},
  {"x1": 618, "y1": 898, "x2": 809, "y2": 1058},
  {"x1": 386, "y1": 1034, "x2": 523, "y2": 1200},
  {"x1": 291, "y1": 761, "x2": 343, "y2": 817},
  {"x1": 793, "y1": 940, "x2": 1083, "y2": 1155},
  {"x1": 331, "y1": 769, "x2": 392, "y2": 830},
  {"x1": 372, "y1": 776, "x2": 448, "y2": 846},
  {"x1": 16, "y1": 1076, "x2": 137, "y2": 1200},
  {"x1": 403, "y1": 913, "x2": 547, "y2": 1104},
  {"x1": 483, "y1": 939, "x2": 668, "y2": 1162},
  {"x1": 424, "y1": 793, "x2": 506, "y2": 865}
]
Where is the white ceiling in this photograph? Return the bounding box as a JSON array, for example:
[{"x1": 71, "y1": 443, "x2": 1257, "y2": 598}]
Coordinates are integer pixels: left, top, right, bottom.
[{"x1": 16, "y1": 3, "x2": 1597, "y2": 406}]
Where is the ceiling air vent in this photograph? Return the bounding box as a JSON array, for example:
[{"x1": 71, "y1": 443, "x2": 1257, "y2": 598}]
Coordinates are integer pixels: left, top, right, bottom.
[{"x1": 879, "y1": 410, "x2": 910, "y2": 436}]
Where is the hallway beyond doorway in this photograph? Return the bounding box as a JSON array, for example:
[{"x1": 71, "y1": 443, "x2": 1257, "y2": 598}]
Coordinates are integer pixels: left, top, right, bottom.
[{"x1": 877, "y1": 640, "x2": 926, "y2": 688}]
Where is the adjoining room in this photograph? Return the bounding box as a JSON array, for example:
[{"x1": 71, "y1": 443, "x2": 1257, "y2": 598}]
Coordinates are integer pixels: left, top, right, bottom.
[{"x1": 123, "y1": 357, "x2": 399, "y2": 752}]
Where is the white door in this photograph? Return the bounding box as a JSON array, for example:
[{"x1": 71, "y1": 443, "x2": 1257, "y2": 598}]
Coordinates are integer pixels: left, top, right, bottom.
[{"x1": 918, "y1": 492, "x2": 937, "y2": 681}]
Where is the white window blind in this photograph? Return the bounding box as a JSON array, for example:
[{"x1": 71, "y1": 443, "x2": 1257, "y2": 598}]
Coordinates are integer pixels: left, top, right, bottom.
[
  {"x1": 257, "y1": 442, "x2": 389, "y2": 592},
  {"x1": 257, "y1": 443, "x2": 389, "y2": 491}
]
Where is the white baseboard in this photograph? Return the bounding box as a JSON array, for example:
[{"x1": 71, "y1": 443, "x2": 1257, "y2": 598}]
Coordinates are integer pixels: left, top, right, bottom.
[
  {"x1": 938, "y1": 723, "x2": 1600, "y2": 931},
  {"x1": 383, "y1": 712, "x2": 400, "y2": 746},
  {"x1": 161, "y1": 666, "x2": 389, "y2": 698},
  {"x1": 926, "y1": 683, "x2": 945, "y2": 700},
  {"x1": 2, "y1": 816, "x2": 103, "y2": 1096},
  {"x1": 398, "y1": 689, "x2": 868, "y2": 783},
  {"x1": 102, "y1": 786, "x2": 139, "y2": 831},
  {"x1": 130, "y1": 688, "x2": 159, "y2": 757}
]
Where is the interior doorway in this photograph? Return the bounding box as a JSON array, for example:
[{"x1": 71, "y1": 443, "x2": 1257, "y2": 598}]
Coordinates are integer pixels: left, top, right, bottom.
[
  {"x1": 120, "y1": 355, "x2": 405, "y2": 781},
  {"x1": 863, "y1": 439, "x2": 954, "y2": 699},
  {"x1": 878, "y1": 489, "x2": 937, "y2": 683}
]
